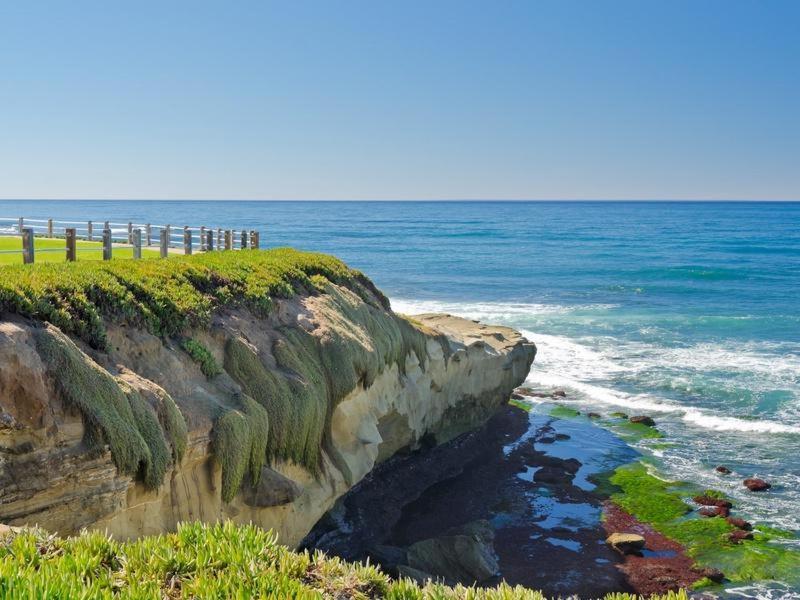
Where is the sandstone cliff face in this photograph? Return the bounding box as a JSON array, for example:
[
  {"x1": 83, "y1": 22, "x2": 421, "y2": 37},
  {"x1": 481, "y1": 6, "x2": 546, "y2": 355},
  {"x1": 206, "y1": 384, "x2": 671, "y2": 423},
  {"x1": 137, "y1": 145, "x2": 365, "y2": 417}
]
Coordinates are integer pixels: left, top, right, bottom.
[{"x1": 0, "y1": 282, "x2": 534, "y2": 546}]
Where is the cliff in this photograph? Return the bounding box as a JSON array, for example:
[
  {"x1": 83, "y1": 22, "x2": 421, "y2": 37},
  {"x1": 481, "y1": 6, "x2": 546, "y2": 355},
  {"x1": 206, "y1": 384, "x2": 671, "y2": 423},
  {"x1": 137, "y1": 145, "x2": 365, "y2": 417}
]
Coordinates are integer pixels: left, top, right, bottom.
[{"x1": 0, "y1": 249, "x2": 535, "y2": 545}]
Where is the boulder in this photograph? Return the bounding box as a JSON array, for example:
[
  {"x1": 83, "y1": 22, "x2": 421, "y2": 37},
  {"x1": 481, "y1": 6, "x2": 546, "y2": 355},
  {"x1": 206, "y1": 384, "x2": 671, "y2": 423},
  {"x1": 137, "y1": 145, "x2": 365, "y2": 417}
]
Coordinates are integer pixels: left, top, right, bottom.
[
  {"x1": 699, "y1": 506, "x2": 729, "y2": 518},
  {"x1": 406, "y1": 520, "x2": 499, "y2": 585},
  {"x1": 694, "y1": 567, "x2": 725, "y2": 583},
  {"x1": 743, "y1": 478, "x2": 771, "y2": 492},
  {"x1": 587, "y1": 412, "x2": 602, "y2": 419},
  {"x1": 533, "y1": 466, "x2": 574, "y2": 484},
  {"x1": 606, "y1": 532, "x2": 646, "y2": 555},
  {"x1": 555, "y1": 433, "x2": 571, "y2": 441},
  {"x1": 693, "y1": 495, "x2": 732, "y2": 509},
  {"x1": 552, "y1": 389, "x2": 567, "y2": 398},
  {"x1": 610, "y1": 412, "x2": 629, "y2": 419},
  {"x1": 729, "y1": 530, "x2": 754, "y2": 544},
  {"x1": 629, "y1": 415, "x2": 656, "y2": 427},
  {"x1": 368, "y1": 544, "x2": 408, "y2": 572},
  {"x1": 726, "y1": 517, "x2": 752, "y2": 531},
  {"x1": 240, "y1": 467, "x2": 303, "y2": 508},
  {"x1": 715, "y1": 466, "x2": 731, "y2": 475}
]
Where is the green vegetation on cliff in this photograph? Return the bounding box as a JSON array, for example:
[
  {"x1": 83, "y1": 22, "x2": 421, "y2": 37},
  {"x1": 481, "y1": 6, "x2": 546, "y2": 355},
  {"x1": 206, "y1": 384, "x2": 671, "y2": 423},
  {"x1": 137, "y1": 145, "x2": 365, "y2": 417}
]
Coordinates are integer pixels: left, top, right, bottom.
[
  {"x1": 18, "y1": 250, "x2": 443, "y2": 502},
  {"x1": 34, "y1": 326, "x2": 187, "y2": 489},
  {"x1": 601, "y1": 462, "x2": 800, "y2": 585},
  {"x1": 180, "y1": 338, "x2": 222, "y2": 378},
  {"x1": 0, "y1": 521, "x2": 689, "y2": 599},
  {"x1": 219, "y1": 285, "x2": 438, "y2": 497},
  {"x1": 0, "y1": 248, "x2": 387, "y2": 349},
  {"x1": 211, "y1": 395, "x2": 270, "y2": 503}
]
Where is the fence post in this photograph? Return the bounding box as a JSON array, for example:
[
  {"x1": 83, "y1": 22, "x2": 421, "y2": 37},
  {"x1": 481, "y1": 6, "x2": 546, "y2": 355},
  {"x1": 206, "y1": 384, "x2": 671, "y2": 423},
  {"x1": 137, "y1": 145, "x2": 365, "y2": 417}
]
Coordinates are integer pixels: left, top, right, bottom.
[
  {"x1": 217, "y1": 228, "x2": 223, "y2": 250},
  {"x1": 160, "y1": 228, "x2": 169, "y2": 258},
  {"x1": 47, "y1": 219, "x2": 54, "y2": 238},
  {"x1": 165, "y1": 225, "x2": 171, "y2": 248},
  {"x1": 240, "y1": 230, "x2": 247, "y2": 249},
  {"x1": 200, "y1": 226, "x2": 206, "y2": 251},
  {"x1": 132, "y1": 228, "x2": 142, "y2": 259},
  {"x1": 206, "y1": 229, "x2": 214, "y2": 251},
  {"x1": 146, "y1": 224, "x2": 152, "y2": 247},
  {"x1": 103, "y1": 229, "x2": 112, "y2": 260},
  {"x1": 22, "y1": 228, "x2": 34, "y2": 264},
  {"x1": 104, "y1": 221, "x2": 110, "y2": 231},
  {"x1": 250, "y1": 230, "x2": 258, "y2": 249},
  {"x1": 66, "y1": 228, "x2": 77, "y2": 262},
  {"x1": 183, "y1": 227, "x2": 192, "y2": 255},
  {"x1": 18, "y1": 217, "x2": 23, "y2": 234},
  {"x1": 87, "y1": 220, "x2": 93, "y2": 242}
]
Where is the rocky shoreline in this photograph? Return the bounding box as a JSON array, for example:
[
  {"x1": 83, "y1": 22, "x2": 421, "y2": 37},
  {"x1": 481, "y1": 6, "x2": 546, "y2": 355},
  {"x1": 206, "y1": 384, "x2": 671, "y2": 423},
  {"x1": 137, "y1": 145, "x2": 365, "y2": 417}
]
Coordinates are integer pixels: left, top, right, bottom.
[
  {"x1": 304, "y1": 384, "x2": 800, "y2": 596},
  {"x1": 303, "y1": 398, "x2": 677, "y2": 595}
]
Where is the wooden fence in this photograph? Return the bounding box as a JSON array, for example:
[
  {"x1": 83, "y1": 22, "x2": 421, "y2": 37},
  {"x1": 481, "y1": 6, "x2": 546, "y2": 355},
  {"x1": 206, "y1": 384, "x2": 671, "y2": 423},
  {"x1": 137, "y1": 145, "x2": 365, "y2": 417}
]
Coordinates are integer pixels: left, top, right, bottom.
[{"x1": 0, "y1": 217, "x2": 260, "y2": 264}]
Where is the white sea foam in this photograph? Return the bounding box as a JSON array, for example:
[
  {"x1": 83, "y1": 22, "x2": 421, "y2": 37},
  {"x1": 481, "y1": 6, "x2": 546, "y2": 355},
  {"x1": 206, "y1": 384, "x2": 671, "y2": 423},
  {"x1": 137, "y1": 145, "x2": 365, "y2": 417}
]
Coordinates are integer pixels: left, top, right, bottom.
[
  {"x1": 390, "y1": 298, "x2": 618, "y2": 321},
  {"x1": 634, "y1": 342, "x2": 800, "y2": 383},
  {"x1": 392, "y1": 297, "x2": 800, "y2": 435}
]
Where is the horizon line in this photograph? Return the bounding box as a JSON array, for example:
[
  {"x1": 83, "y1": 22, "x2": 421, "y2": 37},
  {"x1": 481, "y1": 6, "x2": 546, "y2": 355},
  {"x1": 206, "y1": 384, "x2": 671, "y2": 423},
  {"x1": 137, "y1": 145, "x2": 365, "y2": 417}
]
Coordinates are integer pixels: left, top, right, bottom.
[{"x1": 2, "y1": 198, "x2": 799, "y2": 203}]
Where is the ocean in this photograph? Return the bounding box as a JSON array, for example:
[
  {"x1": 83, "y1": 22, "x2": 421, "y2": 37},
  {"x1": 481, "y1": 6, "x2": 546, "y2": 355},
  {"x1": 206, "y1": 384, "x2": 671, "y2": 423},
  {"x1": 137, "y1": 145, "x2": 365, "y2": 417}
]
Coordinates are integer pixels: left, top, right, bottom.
[{"x1": 3, "y1": 199, "x2": 799, "y2": 595}]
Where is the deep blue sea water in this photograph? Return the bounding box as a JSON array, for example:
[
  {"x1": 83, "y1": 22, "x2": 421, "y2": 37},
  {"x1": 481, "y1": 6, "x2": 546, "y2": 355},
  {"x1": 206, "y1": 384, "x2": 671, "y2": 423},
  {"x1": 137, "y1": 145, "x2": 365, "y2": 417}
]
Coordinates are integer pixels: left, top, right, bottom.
[{"x1": 2, "y1": 200, "x2": 799, "y2": 595}]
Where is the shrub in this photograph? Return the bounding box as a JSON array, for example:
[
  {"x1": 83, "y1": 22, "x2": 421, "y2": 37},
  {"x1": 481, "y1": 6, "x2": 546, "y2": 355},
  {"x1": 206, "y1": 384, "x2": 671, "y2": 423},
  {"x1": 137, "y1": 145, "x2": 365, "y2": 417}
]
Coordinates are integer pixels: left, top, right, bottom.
[
  {"x1": 180, "y1": 338, "x2": 222, "y2": 378},
  {"x1": 0, "y1": 248, "x2": 384, "y2": 349}
]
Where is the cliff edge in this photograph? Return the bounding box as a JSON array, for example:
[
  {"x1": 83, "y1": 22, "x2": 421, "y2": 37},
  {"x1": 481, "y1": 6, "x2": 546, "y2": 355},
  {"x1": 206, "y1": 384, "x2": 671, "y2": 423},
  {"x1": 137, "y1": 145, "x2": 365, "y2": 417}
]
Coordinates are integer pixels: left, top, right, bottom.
[{"x1": 0, "y1": 250, "x2": 534, "y2": 545}]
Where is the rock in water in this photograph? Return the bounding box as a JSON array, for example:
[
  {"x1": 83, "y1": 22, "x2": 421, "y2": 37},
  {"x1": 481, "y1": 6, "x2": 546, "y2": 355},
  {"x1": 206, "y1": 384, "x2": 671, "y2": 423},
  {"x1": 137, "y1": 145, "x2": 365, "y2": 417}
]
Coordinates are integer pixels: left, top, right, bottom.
[
  {"x1": 743, "y1": 478, "x2": 771, "y2": 491},
  {"x1": 699, "y1": 506, "x2": 729, "y2": 518},
  {"x1": 726, "y1": 517, "x2": 752, "y2": 531},
  {"x1": 693, "y1": 567, "x2": 725, "y2": 583},
  {"x1": 729, "y1": 530, "x2": 754, "y2": 544},
  {"x1": 693, "y1": 495, "x2": 732, "y2": 509},
  {"x1": 606, "y1": 532, "x2": 646, "y2": 555},
  {"x1": 629, "y1": 415, "x2": 656, "y2": 427},
  {"x1": 715, "y1": 466, "x2": 732, "y2": 474},
  {"x1": 406, "y1": 520, "x2": 499, "y2": 584}
]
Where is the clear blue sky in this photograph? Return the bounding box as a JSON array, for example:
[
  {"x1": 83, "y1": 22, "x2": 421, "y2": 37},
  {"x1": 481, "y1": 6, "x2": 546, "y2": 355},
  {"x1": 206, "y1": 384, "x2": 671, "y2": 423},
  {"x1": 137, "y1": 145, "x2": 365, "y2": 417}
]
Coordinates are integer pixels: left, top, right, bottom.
[{"x1": 1, "y1": 1, "x2": 798, "y2": 200}]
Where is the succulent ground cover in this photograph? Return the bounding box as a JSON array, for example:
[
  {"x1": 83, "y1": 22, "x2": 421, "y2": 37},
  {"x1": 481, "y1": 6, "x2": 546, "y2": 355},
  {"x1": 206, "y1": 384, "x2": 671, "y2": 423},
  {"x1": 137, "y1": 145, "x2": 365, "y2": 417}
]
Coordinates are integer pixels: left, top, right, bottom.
[{"x1": 0, "y1": 521, "x2": 691, "y2": 599}]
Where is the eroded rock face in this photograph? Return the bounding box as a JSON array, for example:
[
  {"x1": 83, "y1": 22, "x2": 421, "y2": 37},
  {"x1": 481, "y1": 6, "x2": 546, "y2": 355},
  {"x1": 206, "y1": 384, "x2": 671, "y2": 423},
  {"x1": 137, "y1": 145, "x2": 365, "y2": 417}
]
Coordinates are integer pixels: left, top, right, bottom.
[{"x1": 0, "y1": 286, "x2": 534, "y2": 547}]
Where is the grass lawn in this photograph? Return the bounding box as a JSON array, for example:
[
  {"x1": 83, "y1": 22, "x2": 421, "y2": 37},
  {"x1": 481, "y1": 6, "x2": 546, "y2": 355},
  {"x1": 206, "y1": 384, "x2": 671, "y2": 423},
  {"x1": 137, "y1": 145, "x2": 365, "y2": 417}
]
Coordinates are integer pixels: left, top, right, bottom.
[{"x1": 0, "y1": 235, "x2": 161, "y2": 265}]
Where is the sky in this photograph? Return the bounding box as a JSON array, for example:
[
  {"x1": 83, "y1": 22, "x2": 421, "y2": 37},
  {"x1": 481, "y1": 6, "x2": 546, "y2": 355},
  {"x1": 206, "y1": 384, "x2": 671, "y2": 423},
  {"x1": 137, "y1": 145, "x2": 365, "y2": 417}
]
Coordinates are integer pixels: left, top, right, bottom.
[{"x1": 1, "y1": 1, "x2": 798, "y2": 201}]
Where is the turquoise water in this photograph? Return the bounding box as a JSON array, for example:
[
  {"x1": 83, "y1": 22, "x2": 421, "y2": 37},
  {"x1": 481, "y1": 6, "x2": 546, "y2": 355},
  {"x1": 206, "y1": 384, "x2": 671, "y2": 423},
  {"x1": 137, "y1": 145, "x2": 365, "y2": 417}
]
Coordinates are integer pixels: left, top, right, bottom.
[{"x1": 3, "y1": 199, "x2": 799, "y2": 595}]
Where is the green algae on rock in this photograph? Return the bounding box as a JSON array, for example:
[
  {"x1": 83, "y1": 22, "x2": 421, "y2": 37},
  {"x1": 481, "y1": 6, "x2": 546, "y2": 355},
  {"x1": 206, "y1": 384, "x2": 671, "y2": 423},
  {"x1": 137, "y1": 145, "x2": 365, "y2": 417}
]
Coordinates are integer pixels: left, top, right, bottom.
[
  {"x1": 601, "y1": 461, "x2": 800, "y2": 586},
  {"x1": 548, "y1": 405, "x2": 581, "y2": 419}
]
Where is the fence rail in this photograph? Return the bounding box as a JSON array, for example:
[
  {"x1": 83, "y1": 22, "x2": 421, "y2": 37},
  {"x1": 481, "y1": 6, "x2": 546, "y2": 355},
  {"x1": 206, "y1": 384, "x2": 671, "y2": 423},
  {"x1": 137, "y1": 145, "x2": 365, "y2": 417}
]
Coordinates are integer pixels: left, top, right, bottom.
[{"x1": 0, "y1": 217, "x2": 261, "y2": 265}]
